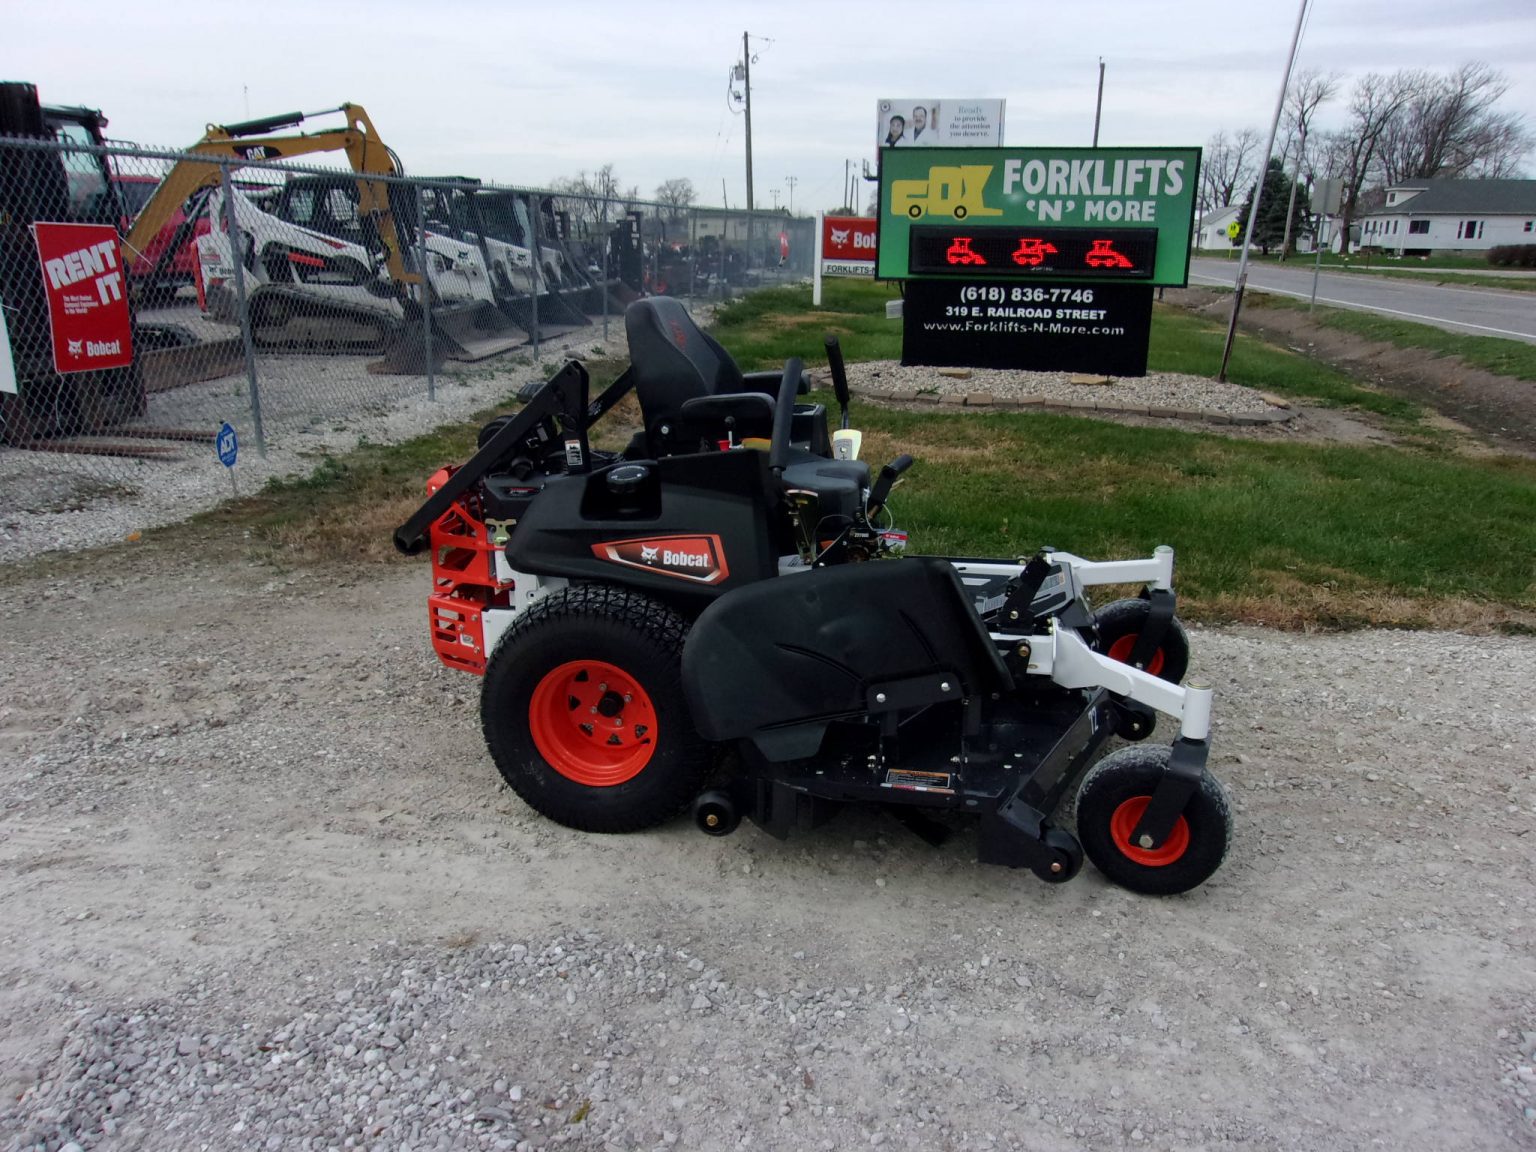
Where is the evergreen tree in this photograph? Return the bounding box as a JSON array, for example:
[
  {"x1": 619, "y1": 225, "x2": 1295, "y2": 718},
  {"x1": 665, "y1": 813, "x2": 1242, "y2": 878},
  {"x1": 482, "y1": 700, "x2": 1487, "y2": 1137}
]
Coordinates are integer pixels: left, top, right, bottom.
[{"x1": 1236, "y1": 158, "x2": 1309, "y2": 255}]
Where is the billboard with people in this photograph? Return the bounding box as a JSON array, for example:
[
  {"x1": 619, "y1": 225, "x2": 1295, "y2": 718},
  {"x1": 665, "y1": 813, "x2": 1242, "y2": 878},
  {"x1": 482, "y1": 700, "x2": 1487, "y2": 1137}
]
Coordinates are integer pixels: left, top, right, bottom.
[{"x1": 876, "y1": 99, "x2": 1005, "y2": 149}]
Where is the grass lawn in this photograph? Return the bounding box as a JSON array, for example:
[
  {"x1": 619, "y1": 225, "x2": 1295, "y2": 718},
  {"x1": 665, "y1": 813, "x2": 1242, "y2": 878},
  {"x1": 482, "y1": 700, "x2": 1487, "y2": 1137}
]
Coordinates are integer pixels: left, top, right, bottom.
[
  {"x1": 1246, "y1": 293, "x2": 1536, "y2": 382},
  {"x1": 713, "y1": 279, "x2": 1418, "y2": 418},
  {"x1": 176, "y1": 278, "x2": 1534, "y2": 633}
]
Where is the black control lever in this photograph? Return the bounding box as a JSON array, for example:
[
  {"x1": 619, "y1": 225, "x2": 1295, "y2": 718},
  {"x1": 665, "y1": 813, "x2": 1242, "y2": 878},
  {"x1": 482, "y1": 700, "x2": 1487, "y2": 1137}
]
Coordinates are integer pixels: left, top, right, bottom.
[
  {"x1": 824, "y1": 334, "x2": 851, "y2": 429},
  {"x1": 867, "y1": 454, "x2": 914, "y2": 515}
]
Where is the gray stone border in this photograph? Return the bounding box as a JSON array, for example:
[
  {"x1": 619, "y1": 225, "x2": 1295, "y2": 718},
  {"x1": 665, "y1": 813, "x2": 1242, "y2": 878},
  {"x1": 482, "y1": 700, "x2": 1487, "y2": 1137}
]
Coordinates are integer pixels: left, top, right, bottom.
[{"x1": 847, "y1": 385, "x2": 1298, "y2": 426}]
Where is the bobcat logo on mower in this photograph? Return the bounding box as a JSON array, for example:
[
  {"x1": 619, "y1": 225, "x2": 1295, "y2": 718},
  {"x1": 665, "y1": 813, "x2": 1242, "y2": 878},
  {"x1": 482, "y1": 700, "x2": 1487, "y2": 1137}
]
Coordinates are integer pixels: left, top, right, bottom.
[{"x1": 594, "y1": 534, "x2": 729, "y2": 585}]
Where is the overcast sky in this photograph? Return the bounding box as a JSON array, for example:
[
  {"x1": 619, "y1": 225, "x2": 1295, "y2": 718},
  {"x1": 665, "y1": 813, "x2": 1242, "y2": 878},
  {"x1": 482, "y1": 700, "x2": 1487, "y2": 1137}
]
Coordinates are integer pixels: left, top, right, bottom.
[{"x1": 6, "y1": 0, "x2": 1533, "y2": 211}]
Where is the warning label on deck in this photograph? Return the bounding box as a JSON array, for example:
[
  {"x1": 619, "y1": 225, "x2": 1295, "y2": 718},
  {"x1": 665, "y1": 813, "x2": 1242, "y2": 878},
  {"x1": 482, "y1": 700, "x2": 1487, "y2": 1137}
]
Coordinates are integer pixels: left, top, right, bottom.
[{"x1": 881, "y1": 769, "x2": 954, "y2": 795}]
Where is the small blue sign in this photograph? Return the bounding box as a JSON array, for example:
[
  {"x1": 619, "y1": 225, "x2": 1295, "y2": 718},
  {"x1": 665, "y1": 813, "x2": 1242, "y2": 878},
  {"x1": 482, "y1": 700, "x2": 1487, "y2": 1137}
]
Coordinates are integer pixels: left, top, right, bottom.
[{"x1": 216, "y1": 422, "x2": 238, "y2": 468}]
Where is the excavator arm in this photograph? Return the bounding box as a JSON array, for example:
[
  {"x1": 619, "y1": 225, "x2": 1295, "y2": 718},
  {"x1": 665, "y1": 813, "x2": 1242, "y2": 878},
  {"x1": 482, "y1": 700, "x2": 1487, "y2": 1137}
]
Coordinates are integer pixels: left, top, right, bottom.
[{"x1": 121, "y1": 103, "x2": 419, "y2": 285}]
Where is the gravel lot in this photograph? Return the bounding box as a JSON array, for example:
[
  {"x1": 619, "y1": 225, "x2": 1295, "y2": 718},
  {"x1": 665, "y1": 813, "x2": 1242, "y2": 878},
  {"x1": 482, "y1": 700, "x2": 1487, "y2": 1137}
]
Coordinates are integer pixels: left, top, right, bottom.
[
  {"x1": 0, "y1": 324, "x2": 626, "y2": 567},
  {"x1": 841, "y1": 362, "x2": 1280, "y2": 416},
  {"x1": 2, "y1": 543, "x2": 1533, "y2": 1152}
]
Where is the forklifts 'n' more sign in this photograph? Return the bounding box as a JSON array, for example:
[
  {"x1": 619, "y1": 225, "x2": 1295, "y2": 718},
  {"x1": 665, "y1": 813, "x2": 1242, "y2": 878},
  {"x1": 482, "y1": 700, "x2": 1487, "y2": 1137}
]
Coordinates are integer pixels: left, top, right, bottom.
[
  {"x1": 821, "y1": 216, "x2": 878, "y2": 277},
  {"x1": 878, "y1": 147, "x2": 1201, "y2": 286},
  {"x1": 31, "y1": 222, "x2": 135, "y2": 374}
]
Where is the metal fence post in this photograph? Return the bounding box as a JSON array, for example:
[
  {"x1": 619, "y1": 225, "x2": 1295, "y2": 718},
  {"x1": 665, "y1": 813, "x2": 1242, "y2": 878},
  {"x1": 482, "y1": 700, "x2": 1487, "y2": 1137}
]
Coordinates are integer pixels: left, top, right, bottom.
[
  {"x1": 528, "y1": 196, "x2": 541, "y2": 361},
  {"x1": 220, "y1": 162, "x2": 266, "y2": 457},
  {"x1": 600, "y1": 194, "x2": 609, "y2": 343},
  {"x1": 415, "y1": 183, "x2": 435, "y2": 401},
  {"x1": 687, "y1": 207, "x2": 698, "y2": 310}
]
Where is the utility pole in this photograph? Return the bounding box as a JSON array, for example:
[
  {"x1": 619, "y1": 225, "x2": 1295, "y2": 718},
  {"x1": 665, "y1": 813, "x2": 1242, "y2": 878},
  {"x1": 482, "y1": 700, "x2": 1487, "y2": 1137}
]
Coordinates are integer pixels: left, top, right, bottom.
[
  {"x1": 742, "y1": 31, "x2": 754, "y2": 213},
  {"x1": 1280, "y1": 121, "x2": 1306, "y2": 261},
  {"x1": 1092, "y1": 58, "x2": 1105, "y2": 146},
  {"x1": 785, "y1": 175, "x2": 798, "y2": 214},
  {"x1": 770, "y1": 188, "x2": 781, "y2": 210},
  {"x1": 844, "y1": 160, "x2": 853, "y2": 212},
  {"x1": 1218, "y1": 0, "x2": 1309, "y2": 382}
]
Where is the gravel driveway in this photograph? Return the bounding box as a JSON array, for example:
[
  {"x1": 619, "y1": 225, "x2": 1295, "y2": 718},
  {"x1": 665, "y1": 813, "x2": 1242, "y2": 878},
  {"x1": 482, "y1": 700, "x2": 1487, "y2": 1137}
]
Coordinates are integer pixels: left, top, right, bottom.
[{"x1": 1, "y1": 545, "x2": 1533, "y2": 1152}]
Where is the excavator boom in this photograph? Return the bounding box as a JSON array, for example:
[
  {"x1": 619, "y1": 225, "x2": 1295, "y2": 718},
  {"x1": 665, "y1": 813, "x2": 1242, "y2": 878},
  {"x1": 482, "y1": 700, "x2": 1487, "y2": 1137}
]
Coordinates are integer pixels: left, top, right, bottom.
[{"x1": 121, "y1": 103, "x2": 417, "y2": 286}]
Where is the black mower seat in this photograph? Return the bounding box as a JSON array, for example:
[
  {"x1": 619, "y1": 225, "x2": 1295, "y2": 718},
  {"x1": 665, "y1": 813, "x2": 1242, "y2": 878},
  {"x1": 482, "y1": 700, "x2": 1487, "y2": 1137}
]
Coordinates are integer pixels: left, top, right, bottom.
[
  {"x1": 625, "y1": 298, "x2": 827, "y2": 457},
  {"x1": 682, "y1": 557, "x2": 1013, "y2": 762}
]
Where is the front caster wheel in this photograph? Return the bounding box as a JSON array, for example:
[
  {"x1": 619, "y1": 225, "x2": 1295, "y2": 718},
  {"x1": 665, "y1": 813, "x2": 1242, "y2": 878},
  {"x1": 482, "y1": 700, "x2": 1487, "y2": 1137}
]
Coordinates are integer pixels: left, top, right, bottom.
[
  {"x1": 1075, "y1": 745, "x2": 1231, "y2": 896},
  {"x1": 1092, "y1": 598, "x2": 1190, "y2": 684}
]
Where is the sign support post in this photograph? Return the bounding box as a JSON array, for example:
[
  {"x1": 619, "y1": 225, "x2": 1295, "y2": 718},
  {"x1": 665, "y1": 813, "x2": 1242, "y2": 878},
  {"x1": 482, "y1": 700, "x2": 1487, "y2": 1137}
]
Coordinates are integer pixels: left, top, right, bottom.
[{"x1": 813, "y1": 210, "x2": 824, "y2": 307}]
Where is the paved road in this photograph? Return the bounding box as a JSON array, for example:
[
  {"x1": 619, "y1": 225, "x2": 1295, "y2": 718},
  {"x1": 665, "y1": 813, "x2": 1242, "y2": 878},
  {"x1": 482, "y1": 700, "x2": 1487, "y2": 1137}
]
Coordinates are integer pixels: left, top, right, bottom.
[{"x1": 1189, "y1": 257, "x2": 1536, "y2": 344}]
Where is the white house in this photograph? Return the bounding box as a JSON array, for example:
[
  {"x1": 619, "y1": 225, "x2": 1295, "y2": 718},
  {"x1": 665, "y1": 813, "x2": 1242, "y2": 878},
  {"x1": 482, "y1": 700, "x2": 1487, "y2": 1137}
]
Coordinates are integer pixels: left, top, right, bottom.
[
  {"x1": 1359, "y1": 178, "x2": 1536, "y2": 255},
  {"x1": 1193, "y1": 205, "x2": 1242, "y2": 252}
]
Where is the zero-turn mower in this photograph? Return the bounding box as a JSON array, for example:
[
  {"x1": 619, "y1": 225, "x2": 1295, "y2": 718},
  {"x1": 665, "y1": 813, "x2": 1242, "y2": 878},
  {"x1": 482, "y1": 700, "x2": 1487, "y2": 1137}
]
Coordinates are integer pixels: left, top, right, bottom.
[{"x1": 395, "y1": 299, "x2": 1231, "y2": 895}]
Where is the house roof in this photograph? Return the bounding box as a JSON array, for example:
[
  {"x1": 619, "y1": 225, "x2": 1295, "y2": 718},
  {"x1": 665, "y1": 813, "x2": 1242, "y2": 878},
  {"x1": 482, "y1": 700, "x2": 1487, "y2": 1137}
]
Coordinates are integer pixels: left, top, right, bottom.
[
  {"x1": 1198, "y1": 205, "x2": 1242, "y2": 227},
  {"x1": 1364, "y1": 178, "x2": 1536, "y2": 217}
]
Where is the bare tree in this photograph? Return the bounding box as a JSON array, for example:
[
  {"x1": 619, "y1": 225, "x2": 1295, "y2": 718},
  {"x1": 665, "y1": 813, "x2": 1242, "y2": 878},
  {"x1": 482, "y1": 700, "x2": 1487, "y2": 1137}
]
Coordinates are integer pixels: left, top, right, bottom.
[
  {"x1": 1330, "y1": 72, "x2": 1417, "y2": 246},
  {"x1": 1378, "y1": 63, "x2": 1532, "y2": 182},
  {"x1": 654, "y1": 178, "x2": 697, "y2": 219},
  {"x1": 550, "y1": 164, "x2": 626, "y2": 228},
  {"x1": 1201, "y1": 127, "x2": 1263, "y2": 212},
  {"x1": 1278, "y1": 69, "x2": 1341, "y2": 256}
]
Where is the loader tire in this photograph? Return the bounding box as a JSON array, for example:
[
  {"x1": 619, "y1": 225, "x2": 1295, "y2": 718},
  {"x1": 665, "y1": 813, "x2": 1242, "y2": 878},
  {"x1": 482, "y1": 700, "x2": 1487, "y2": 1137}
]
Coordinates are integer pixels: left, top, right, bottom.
[{"x1": 481, "y1": 585, "x2": 712, "y2": 833}]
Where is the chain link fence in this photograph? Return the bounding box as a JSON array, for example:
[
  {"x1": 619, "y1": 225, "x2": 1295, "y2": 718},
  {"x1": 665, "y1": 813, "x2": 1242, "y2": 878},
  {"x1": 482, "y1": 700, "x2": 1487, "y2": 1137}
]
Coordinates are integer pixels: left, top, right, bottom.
[{"x1": 0, "y1": 134, "x2": 815, "y2": 553}]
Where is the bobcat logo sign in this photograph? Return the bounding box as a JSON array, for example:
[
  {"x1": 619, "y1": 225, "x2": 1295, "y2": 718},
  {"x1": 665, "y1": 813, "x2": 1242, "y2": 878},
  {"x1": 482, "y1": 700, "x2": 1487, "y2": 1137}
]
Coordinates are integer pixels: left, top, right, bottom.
[
  {"x1": 31, "y1": 222, "x2": 135, "y2": 374},
  {"x1": 593, "y1": 534, "x2": 730, "y2": 585},
  {"x1": 820, "y1": 216, "x2": 878, "y2": 278}
]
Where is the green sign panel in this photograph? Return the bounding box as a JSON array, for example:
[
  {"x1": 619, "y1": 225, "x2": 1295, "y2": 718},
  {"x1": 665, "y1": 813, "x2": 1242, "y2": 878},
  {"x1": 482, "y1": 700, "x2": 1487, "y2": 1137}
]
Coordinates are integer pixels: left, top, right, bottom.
[{"x1": 878, "y1": 146, "x2": 1201, "y2": 286}]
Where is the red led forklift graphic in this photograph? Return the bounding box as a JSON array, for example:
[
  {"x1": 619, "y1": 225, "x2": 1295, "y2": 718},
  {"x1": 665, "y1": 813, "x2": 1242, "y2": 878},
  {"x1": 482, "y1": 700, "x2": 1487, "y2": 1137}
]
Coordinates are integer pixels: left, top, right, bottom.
[
  {"x1": 945, "y1": 236, "x2": 987, "y2": 266},
  {"x1": 1011, "y1": 237, "x2": 1060, "y2": 267},
  {"x1": 1084, "y1": 238, "x2": 1135, "y2": 268}
]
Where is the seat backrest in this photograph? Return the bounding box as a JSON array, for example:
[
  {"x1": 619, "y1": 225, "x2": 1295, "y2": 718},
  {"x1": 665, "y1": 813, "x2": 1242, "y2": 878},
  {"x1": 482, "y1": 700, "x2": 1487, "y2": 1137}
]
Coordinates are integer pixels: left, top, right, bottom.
[{"x1": 625, "y1": 298, "x2": 745, "y2": 451}]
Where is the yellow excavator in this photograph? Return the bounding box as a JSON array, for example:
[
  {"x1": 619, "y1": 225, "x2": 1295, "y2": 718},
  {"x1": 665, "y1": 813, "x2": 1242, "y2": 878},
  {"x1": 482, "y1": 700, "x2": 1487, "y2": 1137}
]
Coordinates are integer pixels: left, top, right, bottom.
[{"x1": 122, "y1": 104, "x2": 525, "y2": 368}]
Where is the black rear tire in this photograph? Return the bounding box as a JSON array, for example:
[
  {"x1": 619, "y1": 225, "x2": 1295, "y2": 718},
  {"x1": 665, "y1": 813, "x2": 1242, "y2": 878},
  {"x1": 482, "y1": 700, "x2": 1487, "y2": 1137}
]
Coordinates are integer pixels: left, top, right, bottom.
[
  {"x1": 481, "y1": 585, "x2": 712, "y2": 833},
  {"x1": 1075, "y1": 744, "x2": 1231, "y2": 896}
]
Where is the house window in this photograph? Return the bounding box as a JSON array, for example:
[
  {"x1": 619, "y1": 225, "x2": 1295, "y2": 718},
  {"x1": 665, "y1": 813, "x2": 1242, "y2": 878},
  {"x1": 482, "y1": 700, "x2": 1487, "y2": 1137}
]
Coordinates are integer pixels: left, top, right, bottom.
[
  {"x1": 1459, "y1": 220, "x2": 1484, "y2": 240},
  {"x1": 1525, "y1": 221, "x2": 1533, "y2": 232},
  {"x1": 1409, "y1": 220, "x2": 1429, "y2": 234}
]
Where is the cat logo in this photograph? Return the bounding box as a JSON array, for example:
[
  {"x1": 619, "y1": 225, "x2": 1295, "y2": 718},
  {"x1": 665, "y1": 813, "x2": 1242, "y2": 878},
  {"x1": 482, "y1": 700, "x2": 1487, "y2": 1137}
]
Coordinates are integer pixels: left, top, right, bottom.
[
  {"x1": 830, "y1": 227, "x2": 850, "y2": 245},
  {"x1": 640, "y1": 545, "x2": 659, "y2": 562},
  {"x1": 66, "y1": 339, "x2": 83, "y2": 358},
  {"x1": 890, "y1": 165, "x2": 1001, "y2": 221}
]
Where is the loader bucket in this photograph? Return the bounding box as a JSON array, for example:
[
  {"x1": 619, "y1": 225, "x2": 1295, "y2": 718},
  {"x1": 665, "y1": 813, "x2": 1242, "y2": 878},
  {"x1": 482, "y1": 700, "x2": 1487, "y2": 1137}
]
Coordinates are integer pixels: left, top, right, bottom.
[
  {"x1": 368, "y1": 328, "x2": 446, "y2": 376},
  {"x1": 604, "y1": 277, "x2": 643, "y2": 309},
  {"x1": 496, "y1": 293, "x2": 588, "y2": 344},
  {"x1": 431, "y1": 301, "x2": 529, "y2": 362}
]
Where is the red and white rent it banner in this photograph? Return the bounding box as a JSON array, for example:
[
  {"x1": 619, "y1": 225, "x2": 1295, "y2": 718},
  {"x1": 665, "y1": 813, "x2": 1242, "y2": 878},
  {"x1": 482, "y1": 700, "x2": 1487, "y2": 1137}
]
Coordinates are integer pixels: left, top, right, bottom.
[
  {"x1": 821, "y1": 216, "x2": 877, "y2": 277},
  {"x1": 32, "y1": 222, "x2": 134, "y2": 374}
]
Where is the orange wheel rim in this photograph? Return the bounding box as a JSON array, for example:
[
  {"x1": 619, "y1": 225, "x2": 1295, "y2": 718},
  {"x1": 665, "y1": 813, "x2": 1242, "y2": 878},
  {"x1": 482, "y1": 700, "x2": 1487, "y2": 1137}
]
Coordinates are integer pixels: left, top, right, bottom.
[
  {"x1": 529, "y1": 660, "x2": 657, "y2": 787},
  {"x1": 1109, "y1": 796, "x2": 1190, "y2": 867},
  {"x1": 1107, "y1": 633, "x2": 1165, "y2": 677}
]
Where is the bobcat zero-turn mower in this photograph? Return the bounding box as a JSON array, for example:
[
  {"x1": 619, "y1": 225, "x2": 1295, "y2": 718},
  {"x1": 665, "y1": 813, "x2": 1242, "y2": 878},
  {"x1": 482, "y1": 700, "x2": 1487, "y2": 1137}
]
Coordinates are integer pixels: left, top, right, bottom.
[{"x1": 395, "y1": 299, "x2": 1232, "y2": 896}]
